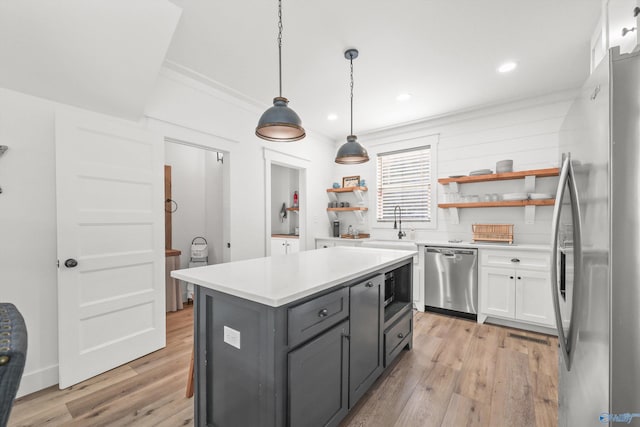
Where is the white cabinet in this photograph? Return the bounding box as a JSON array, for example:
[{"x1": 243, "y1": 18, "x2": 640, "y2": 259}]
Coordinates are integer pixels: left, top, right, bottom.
[
  {"x1": 271, "y1": 237, "x2": 300, "y2": 255},
  {"x1": 315, "y1": 239, "x2": 336, "y2": 249},
  {"x1": 479, "y1": 249, "x2": 555, "y2": 330}
]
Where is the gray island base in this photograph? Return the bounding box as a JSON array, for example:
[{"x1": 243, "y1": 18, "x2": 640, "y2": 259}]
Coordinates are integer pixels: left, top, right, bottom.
[{"x1": 171, "y1": 246, "x2": 416, "y2": 427}]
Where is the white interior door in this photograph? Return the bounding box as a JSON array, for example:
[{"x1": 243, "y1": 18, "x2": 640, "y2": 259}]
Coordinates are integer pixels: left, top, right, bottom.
[{"x1": 55, "y1": 109, "x2": 165, "y2": 388}]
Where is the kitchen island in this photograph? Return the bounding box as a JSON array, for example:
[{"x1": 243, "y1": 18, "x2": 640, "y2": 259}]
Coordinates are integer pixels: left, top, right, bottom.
[{"x1": 172, "y1": 246, "x2": 416, "y2": 427}]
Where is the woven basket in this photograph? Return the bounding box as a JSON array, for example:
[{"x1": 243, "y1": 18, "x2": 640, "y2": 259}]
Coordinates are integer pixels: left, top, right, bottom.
[{"x1": 472, "y1": 224, "x2": 514, "y2": 244}]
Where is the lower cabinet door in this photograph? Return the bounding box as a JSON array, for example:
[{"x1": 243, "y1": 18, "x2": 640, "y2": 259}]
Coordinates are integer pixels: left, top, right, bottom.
[
  {"x1": 515, "y1": 269, "x2": 555, "y2": 326},
  {"x1": 349, "y1": 276, "x2": 383, "y2": 408},
  {"x1": 480, "y1": 267, "x2": 516, "y2": 319},
  {"x1": 288, "y1": 320, "x2": 349, "y2": 427}
]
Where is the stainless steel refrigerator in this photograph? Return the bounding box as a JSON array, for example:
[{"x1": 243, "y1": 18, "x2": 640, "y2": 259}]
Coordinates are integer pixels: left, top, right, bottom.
[{"x1": 551, "y1": 46, "x2": 640, "y2": 426}]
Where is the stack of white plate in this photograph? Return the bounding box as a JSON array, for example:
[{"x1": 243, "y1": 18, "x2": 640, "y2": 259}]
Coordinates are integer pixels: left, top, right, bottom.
[
  {"x1": 496, "y1": 159, "x2": 513, "y2": 173},
  {"x1": 469, "y1": 169, "x2": 492, "y2": 176},
  {"x1": 529, "y1": 193, "x2": 554, "y2": 200},
  {"x1": 502, "y1": 192, "x2": 528, "y2": 201}
]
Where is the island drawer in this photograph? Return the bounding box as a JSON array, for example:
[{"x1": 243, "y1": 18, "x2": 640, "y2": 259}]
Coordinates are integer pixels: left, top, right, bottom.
[
  {"x1": 384, "y1": 312, "x2": 412, "y2": 365},
  {"x1": 288, "y1": 287, "x2": 349, "y2": 348}
]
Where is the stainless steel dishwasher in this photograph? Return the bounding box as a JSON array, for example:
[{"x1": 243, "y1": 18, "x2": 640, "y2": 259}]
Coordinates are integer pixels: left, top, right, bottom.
[{"x1": 424, "y1": 246, "x2": 478, "y2": 319}]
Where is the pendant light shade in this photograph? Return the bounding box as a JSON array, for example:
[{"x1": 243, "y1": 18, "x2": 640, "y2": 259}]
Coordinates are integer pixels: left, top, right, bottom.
[
  {"x1": 256, "y1": 0, "x2": 305, "y2": 142},
  {"x1": 335, "y1": 135, "x2": 369, "y2": 164},
  {"x1": 335, "y1": 48, "x2": 369, "y2": 164},
  {"x1": 256, "y1": 97, "x2": 305, "y2": 142}
]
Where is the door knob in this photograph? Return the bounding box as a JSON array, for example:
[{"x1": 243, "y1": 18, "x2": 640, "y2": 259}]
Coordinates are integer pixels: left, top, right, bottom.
[{"x1": 64, "y1": 259, "x2": 78, "y2": 268}]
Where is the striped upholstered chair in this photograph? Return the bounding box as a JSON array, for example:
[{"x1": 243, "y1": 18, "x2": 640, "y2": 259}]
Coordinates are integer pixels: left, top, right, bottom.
[{"x1": 0, "y1": 303, "x2": 27, "y2": 426}]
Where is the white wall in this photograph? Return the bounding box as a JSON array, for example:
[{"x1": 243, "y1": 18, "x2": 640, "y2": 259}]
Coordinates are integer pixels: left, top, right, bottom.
[
  {"x1": 205, "y1": 151, "x2": 224, "y2": 264},
  {"x1": 331, "y1": 92, "x2": 575, "y2": 244},
  {"x1": 0, "y1": 88, "x2": 63, "y2": 395}
]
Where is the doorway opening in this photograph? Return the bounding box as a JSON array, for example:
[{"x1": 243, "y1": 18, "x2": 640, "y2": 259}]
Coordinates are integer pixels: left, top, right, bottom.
[
  {"x1": 263, "y1": 149, "x2": 310, "y2": 256},
  {"x1": 164, "y1": 138, "x2": 230, "y2": 316}
]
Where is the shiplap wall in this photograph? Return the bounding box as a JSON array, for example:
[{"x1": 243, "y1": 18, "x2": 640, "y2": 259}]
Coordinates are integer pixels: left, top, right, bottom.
[{"x1": 341, "y1": 92, "x2": 575, "y2": 244}]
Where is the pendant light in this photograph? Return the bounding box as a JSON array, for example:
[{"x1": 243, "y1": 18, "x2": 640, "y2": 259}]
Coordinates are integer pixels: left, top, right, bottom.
[
  {"x1": 335, "y1": 48, "x2": 369, "y2": 164},
  {"x1": 255, "y1": 0, "x2": 305, "y2": 142}
]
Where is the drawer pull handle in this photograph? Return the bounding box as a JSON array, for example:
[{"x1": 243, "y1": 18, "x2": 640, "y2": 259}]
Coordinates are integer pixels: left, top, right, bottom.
[
  {"x1": 318, "y1": 308, "x2": 329, "y2": 318},
  {"x1": 511, "y1": 258, "x2": 520, "y2": 263},
  {"x1": 365, "y1": 281, "x2": 374, "y2": 287},
  {"x1": 397, "y1": 332, "x2": 404, "y2": 339}
]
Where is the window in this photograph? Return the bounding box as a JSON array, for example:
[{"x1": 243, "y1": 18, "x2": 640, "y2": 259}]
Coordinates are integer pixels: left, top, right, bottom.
[{"x1": 376, "y1": 146, "x2": 432, "y2": 223}]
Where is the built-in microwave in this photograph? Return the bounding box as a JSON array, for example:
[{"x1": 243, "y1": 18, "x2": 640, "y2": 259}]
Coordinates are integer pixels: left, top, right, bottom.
[{"x1": 384, "y1": 271, "x2": 395, "y2": 307}]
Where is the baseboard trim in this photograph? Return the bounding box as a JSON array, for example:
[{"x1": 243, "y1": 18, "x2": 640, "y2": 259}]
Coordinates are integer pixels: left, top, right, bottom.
[{"x1": 16, "y1": 364, "x2": 58, "y2": 398}]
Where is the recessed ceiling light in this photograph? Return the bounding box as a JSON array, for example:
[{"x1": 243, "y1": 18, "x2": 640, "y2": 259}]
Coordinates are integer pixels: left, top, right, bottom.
[
  {"x1": 327, "y1": 113, "x2": 338, "y2": 121},
  {"x1": 396, "y1": 93, "x2": 412, "y2": 101},
  {"x1": 497, "y1": 61, "x2": 517, "y2": 73}
]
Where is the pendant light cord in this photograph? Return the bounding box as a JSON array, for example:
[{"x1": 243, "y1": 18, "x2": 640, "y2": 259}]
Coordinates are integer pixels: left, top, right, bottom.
[
  {"x1": 278, "y1": 0, "x2": 283, "y2": 97},
  {"x1": 350, "y1": 54, "x2": 354, "y2": 135}
]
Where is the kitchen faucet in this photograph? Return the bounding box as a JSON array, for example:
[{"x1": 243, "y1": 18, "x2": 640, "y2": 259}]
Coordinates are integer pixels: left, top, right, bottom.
[{"x1": 393, "y1": 206, "x2": 406, "y2": 239}]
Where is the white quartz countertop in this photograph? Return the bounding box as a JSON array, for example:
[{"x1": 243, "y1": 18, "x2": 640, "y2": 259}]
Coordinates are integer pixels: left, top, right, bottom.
[
  {"x1": 416, "y1": 241, "x2": 550, "y2": 251},
  {"x1": 171, "y1": 246, "x2": 417, "y2": 307},
  {"x1": 314, "y1": 236, "x2": 549, "y2": 252}
]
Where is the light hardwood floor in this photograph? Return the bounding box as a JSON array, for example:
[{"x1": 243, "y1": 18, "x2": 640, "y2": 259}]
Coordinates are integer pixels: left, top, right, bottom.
[{"x1": 8, "y1": 306, "x2": 557, "y2": 427}]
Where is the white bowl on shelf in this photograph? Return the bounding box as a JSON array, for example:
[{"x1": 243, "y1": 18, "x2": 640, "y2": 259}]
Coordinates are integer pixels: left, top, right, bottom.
[
  {"x1": 502, "y1": 192, "x2": 528, "y2": 201},
  {"x1": 496, "y1": 159, "x2": 513, "y2": 173},
  {"x1": 529, "y1": 193, "x2": 554, "y2": 200}
]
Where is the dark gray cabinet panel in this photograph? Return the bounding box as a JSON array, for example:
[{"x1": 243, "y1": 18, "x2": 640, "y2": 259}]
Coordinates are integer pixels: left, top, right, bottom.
[
  {"x1": 288, "y1": 287, "x2": 349, "y2": 348},
  {"x1": 288, "y1": 320, "x2": 349, "y2": 427},
  {"x1": 384, "y1": 311, "x2": 413, "y2": 366},
  {"x1": 348, "y1": 275, "x2": 384, "y2": 407}
]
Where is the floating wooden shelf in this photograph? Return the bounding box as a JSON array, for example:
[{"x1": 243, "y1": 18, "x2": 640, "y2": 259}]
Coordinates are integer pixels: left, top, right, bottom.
[
  {"x1": 438, "y1": 168, "x2": 559, "y2": 185},
  {"x1": 326, "y1": 207, "x2": 369, "y2": 212},
  {"x1": 438, "y1": 199, "x2": 555, "y2": 209},
  {"x1": 326, "y1": 186, "x2": 368, "y2": 193}
]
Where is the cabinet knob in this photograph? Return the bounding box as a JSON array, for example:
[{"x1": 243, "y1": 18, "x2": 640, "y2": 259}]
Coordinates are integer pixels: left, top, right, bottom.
[
  {"x1": 511, "y1": 258, "x2": 520, "y2": 263},
  {"x1": 510, "y1": 276, "x2": 514, "y2": 280},
  {"x1": 318, "y1": 308, "x2": 328, "y2": 318},
  {"x1": 365, "y1": 281, "x2": 374, "y2": 287},
  {"x1": 64, "y1": 258, "x2": 78, "y2": 268},
  {"x1": 397, "y1": 332, "x2": 404, "y2": 339},
  {"x1": 517, "y1": 276, "x2": 522, "y2": 280}
]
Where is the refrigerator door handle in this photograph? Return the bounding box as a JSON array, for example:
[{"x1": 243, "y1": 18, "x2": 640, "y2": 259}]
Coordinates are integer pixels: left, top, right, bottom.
[{"x1": 550, "y1": 155, "x2": 572, "y2": 370}]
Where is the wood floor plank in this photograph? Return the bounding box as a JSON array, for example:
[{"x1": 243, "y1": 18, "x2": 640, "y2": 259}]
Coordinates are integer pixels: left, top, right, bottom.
[
  {"x1": 430, "y1": 317, "x2": 478, "y2": 371},
  {"x1": 440, "y1": 393, "x2": 491, "y2": 427},
  {"x1": 454, "y1": 323, "x2": 500, "y2": 403},
  {"x1": 489, "y1": 347, "x2": 537, "y2": 426},
  {"x1": 8, "y1": 365, "x2": 138, "y2": 425},
  {"x1": 392, "y1": 362, "x2": 460, "y2": 427},
  {"x1": 65, "y1": 367, "x2": 189, "y2": 426},
  {"x1": 341, "y1": 332, "x2": 443, "y2": 427}
]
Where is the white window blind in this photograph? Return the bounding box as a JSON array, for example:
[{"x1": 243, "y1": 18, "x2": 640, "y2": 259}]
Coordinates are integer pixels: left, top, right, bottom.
[{"x1": 376, "y1": 146, "x2": 432, "y2": 222}]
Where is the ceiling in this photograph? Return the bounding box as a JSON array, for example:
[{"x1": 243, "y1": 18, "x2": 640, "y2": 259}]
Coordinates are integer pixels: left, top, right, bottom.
[
  {"x1": 165, "y1": 0, "x2": 603, "y2": 140},
  {"x1": 0, "y1": 1, "x2": 602, "y2": 141}
]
